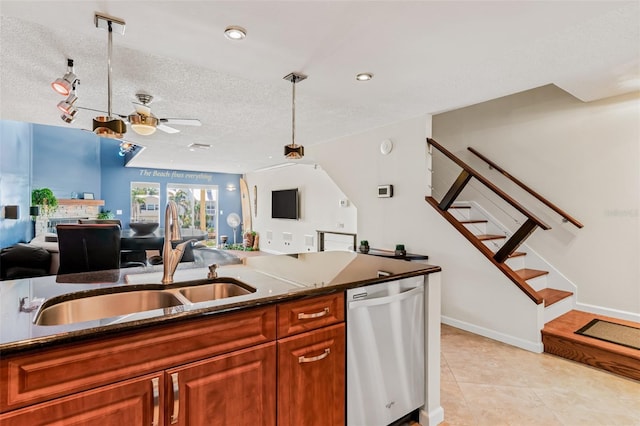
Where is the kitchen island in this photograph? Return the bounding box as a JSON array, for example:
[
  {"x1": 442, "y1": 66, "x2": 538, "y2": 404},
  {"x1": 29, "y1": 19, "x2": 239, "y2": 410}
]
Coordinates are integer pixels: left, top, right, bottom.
[{"x1": 0, "y1": 251, "x2": 443, "y2": 425}]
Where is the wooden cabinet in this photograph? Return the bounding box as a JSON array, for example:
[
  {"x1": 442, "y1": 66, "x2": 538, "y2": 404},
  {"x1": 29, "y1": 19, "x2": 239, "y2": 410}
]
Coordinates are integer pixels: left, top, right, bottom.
[
  {"x1": 0, "y1": 292, "x2": 346, "y2": 425},
  {"x1": 0, "y1": 372, "x2": 164, "y2": 426},
  {"x1": 165, "y1": 342, "x2": 276, "y2": 426},
  {"x1": 277, "y1": 323, "x2": 345, "y2": 426},
  {"x1": 276, "y1": 292, "x2": 346, "y2": 426}
]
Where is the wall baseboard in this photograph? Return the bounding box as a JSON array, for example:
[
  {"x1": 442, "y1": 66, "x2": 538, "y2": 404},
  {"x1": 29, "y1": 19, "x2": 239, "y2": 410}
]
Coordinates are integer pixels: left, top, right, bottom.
[
  {"x1": 575, "y1": 302, "x2": 640, "y2": 323},
  {"x1": 419, "y1": 406, "x2": 444, "y2": 426},
  {"x1": 441, "y1": 315, "x2": 543, "y2": 353}
]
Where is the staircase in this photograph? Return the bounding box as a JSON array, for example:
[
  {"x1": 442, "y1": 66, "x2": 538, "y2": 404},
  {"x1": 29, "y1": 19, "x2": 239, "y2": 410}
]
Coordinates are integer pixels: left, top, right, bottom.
[{"x1": 446, "y1": 202, "x2": 575, "y2": 323}]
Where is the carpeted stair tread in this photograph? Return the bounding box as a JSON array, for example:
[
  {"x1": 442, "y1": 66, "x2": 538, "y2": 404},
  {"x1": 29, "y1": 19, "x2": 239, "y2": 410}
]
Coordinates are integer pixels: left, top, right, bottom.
[
  {"x1": 515, "y1": 268, "x2": 549, "y2": 280},
  {"x1": 542, "y1": 310, "x2": 640, "y2": 381},
  {"x1": 538, "y1": 288, "x2": 573, "y2": 307},
  {"x1": 476, "y1": 234, "x2": 505, "y2": 241}
]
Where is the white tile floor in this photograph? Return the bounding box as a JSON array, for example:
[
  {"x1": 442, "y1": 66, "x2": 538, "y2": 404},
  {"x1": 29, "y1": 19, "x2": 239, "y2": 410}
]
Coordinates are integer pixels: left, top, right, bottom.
[{"x1": 439, "y1": 325, "x2": 640, "y2": 425}]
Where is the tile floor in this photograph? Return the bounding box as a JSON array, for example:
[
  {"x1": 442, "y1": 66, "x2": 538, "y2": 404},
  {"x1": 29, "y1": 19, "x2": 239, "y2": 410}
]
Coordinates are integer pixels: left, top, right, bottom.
[{"x1": 439, "y1": 324, "x2": 640, "y2": 425}]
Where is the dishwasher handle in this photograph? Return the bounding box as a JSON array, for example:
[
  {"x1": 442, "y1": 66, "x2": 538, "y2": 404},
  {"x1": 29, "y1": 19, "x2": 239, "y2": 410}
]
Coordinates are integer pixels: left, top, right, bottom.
[{"x1": 347, "y1": 285, "x2": 423, "y2": 309}]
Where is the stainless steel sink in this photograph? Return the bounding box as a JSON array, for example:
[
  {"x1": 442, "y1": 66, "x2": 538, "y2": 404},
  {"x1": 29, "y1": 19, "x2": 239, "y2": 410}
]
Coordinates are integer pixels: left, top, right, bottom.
[
  {"x1": 178, "y1": 281, "x2": 256, "y2": 303},
  {"x1": 34, "y1": 278, "x2": 257, "y2": 326},
  {"x1": 35, "y1": 290, "x2": 184, "y2": 326}
]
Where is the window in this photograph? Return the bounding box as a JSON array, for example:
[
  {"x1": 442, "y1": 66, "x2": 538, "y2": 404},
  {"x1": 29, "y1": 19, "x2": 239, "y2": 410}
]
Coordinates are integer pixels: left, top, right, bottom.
[
  {"x1": 131, "y1": 182, "x2": 160, "y2": 223},
  {"x1": 167, "y1": 184, "x2": 219, "y2": 243}
]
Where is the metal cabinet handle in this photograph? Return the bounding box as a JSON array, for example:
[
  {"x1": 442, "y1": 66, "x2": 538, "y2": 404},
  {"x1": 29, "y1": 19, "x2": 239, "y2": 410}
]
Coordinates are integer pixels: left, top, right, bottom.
[
  {"x1": 298, "y1": 348, "x2": 330, "y2": 364},
  {"x1": 297, "y1": 307, "x2": 329, "y2": 320},
  {"x1": 151, "y1": 377, "x2": 160, "y2": 426},
  {"x1": 170, "y1": 372, "x2": 180, "y2": 424}
]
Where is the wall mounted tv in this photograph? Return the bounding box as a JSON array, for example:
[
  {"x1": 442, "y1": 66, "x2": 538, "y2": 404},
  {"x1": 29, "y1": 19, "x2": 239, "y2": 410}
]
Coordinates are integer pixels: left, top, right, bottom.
[{"x1": 272, "y1": 188, "x2": 299, "y2": 220}]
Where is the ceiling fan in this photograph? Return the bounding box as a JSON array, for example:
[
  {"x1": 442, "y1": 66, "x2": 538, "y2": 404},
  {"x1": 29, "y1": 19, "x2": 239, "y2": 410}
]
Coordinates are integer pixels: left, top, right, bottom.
[
  {"x1": 81, "y1": 13, "x2": 200, "y2": 138},
  {"x1": 80, "y1": 92, "x2": 202, "y2": 136}
]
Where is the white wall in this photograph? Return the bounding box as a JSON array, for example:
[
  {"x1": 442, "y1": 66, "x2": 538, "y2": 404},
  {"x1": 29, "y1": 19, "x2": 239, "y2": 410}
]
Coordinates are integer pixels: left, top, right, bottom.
[
  {"x1": 310, "y1": 115, "x2": 543, "y2": 351},
  {"x1": 432, "y1": 85, "x2": 640, "y2": 319},
  {"x1": 245, "y1": 164, "x2": 357, "y2": 254}
]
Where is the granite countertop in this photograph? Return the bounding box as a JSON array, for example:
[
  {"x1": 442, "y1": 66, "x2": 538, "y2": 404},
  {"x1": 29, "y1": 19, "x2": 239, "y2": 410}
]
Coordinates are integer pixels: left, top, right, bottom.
[{"x1": 0, "y1": 251, "x2": 440, "y2": 354}]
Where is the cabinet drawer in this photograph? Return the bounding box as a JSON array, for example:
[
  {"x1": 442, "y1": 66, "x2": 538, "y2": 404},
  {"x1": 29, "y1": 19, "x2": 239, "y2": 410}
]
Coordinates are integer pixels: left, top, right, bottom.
[
  {"x1": 277, "y1": 292, "x2": 344, "y2": 338},
  {"x1": 0, "y1": 306, "x2": 275, "y2": 413}
]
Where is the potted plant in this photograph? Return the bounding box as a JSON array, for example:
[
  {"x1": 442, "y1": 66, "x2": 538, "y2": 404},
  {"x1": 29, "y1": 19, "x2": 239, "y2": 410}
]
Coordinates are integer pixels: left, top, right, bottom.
[
  {"x1": 395, "y1": 244, "x2": 406, "y2": 257},
  {"x1": 31, "y1": 188, "x2": 58, "y2": 216},
  {"x1": 97, "y1": 210, "x2": 115, "y2": 219},
  {"x1": 359, "y1": 240, "x2": 370, "y2": 254}
]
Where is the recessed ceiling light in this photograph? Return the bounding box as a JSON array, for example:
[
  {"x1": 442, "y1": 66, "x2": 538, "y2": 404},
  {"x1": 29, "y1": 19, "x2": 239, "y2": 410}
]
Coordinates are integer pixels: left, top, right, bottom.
[
  {"x1": 356, "y1": 73, "x2": 373, "y2": 81},
  {"x1": 224, "y1": 25, "x2": 247, "y2": 40}
]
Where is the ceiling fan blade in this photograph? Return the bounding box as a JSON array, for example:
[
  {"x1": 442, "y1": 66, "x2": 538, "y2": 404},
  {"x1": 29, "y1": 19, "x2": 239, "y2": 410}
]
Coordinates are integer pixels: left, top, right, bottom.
[
  {"x1": 133, "y1": 102, "x2": 152, "y2": 116},
  {"x1": 159, "y1": 118, "x2": 202, "y2": 127},
  {"x1": 157, "y1": 123, "x2": 180, "y2": 134}
]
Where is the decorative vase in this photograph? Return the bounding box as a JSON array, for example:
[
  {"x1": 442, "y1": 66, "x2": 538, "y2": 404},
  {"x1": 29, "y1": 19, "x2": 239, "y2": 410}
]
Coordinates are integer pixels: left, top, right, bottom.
[{"x1": 359, "y1": 245, "x2": 370, "y2": 254}]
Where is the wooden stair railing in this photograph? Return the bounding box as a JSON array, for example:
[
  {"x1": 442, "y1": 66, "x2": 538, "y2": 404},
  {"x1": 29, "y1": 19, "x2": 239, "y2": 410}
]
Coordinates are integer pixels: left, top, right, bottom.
[
  {"x1": 467, "y1": 147, "x2": 584, "y2": 229},
  {"x1": 428, "y1": 138, "x2": 551, "y2": 263},
  {"x1": 425, "y1": 196, "x2": 543, "y2": 304}
]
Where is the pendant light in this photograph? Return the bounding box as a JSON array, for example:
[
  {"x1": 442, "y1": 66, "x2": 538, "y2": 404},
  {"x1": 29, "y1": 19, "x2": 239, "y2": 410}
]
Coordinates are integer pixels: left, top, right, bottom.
[
  {"x1": 283, "y1": 72, "x2": 307, "y2": 159},
  {"x1": 92, "y1": 13, "x2": 127, "y2": 139}
]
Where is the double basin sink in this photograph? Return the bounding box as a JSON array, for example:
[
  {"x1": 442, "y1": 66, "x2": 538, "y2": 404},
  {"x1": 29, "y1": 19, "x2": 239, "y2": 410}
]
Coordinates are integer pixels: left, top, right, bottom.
[{"x1": 35, "y1": 278, "x2": 256, "y2": 326}]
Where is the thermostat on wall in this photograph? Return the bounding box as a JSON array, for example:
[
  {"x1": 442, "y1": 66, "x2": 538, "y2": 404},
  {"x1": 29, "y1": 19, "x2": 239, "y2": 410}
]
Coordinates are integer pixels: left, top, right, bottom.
[{"x1": 378, "y1": 185, "x2": 393, "y2": 198}]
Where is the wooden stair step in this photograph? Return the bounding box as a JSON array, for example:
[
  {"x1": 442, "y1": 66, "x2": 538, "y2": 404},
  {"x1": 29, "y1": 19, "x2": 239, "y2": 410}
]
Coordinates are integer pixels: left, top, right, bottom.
[
  {"x1": 515, "y1": 268, "x2": 549, "y2": 281},
  {"x1": 508, "y1": 251, "x2": 527, "y2": 258},
  {"x1": 459, "y1": 219, "x2": 488, "y2": 224},
  {"x1": 542, "y1": 310, "x2": 640, "y2": 381},
  {"x1": 476, "y1": 234, "x2": 505, "y2": 241},
  {"x1": 538, "y1": 288, "x2": 573, "y2": 307}
]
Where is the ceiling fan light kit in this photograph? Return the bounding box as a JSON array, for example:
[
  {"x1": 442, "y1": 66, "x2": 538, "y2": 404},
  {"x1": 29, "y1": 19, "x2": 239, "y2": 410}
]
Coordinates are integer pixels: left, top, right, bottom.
[{"x1": 283, "y1": 72, "x2": 307, "y2": 160}]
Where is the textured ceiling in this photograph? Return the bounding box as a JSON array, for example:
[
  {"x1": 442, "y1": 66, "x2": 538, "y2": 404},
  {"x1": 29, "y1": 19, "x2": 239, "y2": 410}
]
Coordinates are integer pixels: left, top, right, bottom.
[{"x1": 1, "y1": 1, "x2": 639, "y2": 174}]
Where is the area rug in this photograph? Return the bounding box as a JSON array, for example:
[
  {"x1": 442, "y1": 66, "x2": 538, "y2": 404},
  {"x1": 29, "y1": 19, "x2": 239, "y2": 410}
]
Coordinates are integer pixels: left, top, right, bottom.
[{"x1": 575, "y1": 319, "x2": 640, "y2": 350}]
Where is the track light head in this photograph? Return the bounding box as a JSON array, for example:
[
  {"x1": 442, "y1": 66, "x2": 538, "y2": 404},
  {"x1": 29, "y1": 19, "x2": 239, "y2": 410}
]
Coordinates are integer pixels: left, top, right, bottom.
[
  {"x1": 60, "y1": 109, "x2": 78, "y2": 123},
  {"x1": 56, "y1": 93, "x2": 78, "y2": 114},
  {"x1": 51, "y1": 59, "x2": 78, "y2": 96}
]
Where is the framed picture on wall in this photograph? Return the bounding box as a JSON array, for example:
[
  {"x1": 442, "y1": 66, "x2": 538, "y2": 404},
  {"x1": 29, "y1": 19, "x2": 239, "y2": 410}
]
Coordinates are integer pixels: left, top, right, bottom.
[{"x1": 83, "y1": 192, "x2": 95, "y2": 200}]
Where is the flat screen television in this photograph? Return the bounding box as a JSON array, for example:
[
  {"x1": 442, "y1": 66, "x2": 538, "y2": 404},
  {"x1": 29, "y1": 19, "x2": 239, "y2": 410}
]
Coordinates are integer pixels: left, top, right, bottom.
[{"x1": 272, "y1": 188, "x2": 299, "y2": 220}]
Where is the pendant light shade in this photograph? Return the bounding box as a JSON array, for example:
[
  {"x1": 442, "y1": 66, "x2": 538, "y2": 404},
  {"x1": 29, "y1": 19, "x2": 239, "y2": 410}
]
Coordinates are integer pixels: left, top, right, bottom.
[{"x1": 283, "y1": 72, "x2": 307, "y2": 159}]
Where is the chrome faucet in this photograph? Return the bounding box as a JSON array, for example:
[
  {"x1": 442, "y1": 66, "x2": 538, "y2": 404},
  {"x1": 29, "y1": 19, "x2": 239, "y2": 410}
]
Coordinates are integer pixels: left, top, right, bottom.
[{"x1": 162, "y1": 201, "x2": 196, "y2": 284}]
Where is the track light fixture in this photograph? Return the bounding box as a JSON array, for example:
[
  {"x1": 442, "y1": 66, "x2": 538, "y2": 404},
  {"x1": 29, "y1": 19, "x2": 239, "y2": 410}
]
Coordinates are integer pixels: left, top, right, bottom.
[
  {"x1": 51, "y1": 58, "x2": 78, "y2": 96},
  {"x1": 283, "y1": 72, "x2": 307, "y2": 160}
]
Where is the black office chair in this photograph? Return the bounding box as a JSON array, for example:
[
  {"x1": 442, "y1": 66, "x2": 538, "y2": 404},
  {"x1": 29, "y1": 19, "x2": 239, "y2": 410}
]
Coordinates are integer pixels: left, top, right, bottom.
[{"x1": 56, "y1": 224, "x2": 122, "y2": 274}]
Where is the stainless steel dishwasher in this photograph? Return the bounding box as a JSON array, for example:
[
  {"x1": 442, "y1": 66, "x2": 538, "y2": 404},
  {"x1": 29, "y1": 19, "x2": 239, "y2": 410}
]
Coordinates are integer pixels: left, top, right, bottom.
[{"x1": 347, "y1": 276, "x2": 425, "y2": 426}]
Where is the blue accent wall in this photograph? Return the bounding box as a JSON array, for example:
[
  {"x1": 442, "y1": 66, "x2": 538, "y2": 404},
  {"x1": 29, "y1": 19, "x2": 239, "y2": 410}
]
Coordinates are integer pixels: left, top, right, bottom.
[
  {"x1": 0, "y1": 121, "x2": 243, "y2": 248},
  {"x1": 0, "y1": 121, "x2": 32, "y2": 247},
  {"x1": 31, "y1": 124, "x2": 101, "y2": 198},
  {"x1": 99, "y1": 139, "x2": 242, "y2": 240}
]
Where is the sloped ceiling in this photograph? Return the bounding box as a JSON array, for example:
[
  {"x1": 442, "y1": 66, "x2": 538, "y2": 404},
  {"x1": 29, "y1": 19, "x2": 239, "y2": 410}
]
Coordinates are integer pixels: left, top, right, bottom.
[{"x1": 1, "y1": 1, "x2": 638, "y2": 173}]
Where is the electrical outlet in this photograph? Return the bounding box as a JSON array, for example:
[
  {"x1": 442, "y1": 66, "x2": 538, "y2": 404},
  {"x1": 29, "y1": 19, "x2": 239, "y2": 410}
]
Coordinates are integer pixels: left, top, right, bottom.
[{"x1": 116, "y1": 210, "x2": 122, "y2": 215}]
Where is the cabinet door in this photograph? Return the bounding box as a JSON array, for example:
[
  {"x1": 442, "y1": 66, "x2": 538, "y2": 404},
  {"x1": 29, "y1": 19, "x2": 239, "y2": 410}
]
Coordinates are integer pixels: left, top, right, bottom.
[
  {"x1": 277, "y1": 323, "x2": 345, "y2": 426},
  {"x1": 0, "y1": 373, "x2": 163, "y2": 426},
  {"x1": 165, "y1": 342, "x2": 276, "y2": 426}
]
